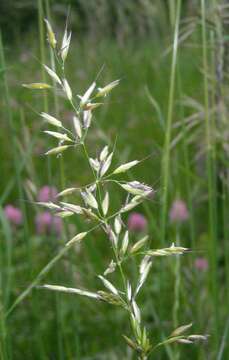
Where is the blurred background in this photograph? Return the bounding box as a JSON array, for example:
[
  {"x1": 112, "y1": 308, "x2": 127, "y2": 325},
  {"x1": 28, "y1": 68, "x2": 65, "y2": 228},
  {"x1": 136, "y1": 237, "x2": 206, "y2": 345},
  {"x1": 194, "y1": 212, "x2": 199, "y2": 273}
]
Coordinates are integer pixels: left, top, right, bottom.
[{"x1": 0, "y1": 0, "x2": 229, "y2": 359}]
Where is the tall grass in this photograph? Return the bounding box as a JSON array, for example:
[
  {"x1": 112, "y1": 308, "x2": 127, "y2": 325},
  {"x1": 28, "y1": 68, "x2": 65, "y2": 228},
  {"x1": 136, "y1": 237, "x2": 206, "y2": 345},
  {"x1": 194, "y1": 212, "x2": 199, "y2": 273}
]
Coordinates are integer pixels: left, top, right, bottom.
[
  {"x1": 0, "y1": 1, "x2": 228, "y2": 359},
  {"x1": 13, "y1": 7, "x2": 208, "y2": 359}
]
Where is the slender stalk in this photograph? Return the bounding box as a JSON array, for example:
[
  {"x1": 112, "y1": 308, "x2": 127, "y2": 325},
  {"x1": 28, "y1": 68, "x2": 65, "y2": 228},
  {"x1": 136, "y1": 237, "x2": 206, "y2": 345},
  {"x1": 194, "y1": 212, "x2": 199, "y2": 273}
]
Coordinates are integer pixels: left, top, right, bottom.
[
  {"x1": 201, "y1": 0, "x2": 219, "y2": 347},
  {"x1": 0, "y1": 208, "x2": 12, "y2": 360},
  {"x1": 168, "y1": 0, "x2": 176, "y2": 27},
  {"x1": 159, "y1": 2, "x2": 181, "y2": 350},
  {"x1": 43, "y1": 3, "x2": 67, "y2": 357},
  {"x1": 173, "y1": 229, "x2": 181, "y2": 360},
  {"x1": 211, "y1": 1, "x2": 229, "y2": 356},
  {"x1": 160, "y1": 0, "x2": 181, "y2": 245},
  {"x1": 38, "y1": 0, "x2": 48, "y2": 112},
  {"x1": 176, "y1": 57, "x2": 196, "y2": 248}
]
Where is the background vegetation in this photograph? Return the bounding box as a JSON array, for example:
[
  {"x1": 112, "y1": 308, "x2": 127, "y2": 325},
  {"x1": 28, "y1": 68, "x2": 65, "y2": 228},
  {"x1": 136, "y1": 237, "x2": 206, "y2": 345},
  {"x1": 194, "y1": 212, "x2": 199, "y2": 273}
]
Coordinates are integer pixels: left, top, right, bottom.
[{"x1": 0, "y1": 0, "x2": 228, "y2": 359}]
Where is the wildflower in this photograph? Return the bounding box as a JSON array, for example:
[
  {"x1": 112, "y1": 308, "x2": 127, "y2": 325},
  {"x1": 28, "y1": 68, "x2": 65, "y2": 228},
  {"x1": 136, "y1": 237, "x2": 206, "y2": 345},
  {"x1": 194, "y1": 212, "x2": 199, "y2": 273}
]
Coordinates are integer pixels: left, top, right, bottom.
[
  {"x1": 128, "y1": 212, "x2": 147, "y2": 232},
  {"x1": 37, "y1": 186, "x2": 58, "y2": 202},
  {"x1": 4, "y1": 205, "x2": 22, "y2": 226},
  {"x1": 169, "y1": 199, "x2": 189, "y2": 223},
  {"x1": 35, "y1": 211, "x2": 62, "y2": 236},
  {"x1": 194, "y1": 257, "x2": 208, "y2": 271}
]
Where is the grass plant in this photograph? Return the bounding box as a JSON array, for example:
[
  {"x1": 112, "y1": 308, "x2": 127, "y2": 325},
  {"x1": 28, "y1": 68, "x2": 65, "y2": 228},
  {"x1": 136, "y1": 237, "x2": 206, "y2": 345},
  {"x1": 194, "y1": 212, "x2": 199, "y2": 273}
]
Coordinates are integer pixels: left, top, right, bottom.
[{"x1": 0, "y1": 1, "x2": 228, "y2": 359}]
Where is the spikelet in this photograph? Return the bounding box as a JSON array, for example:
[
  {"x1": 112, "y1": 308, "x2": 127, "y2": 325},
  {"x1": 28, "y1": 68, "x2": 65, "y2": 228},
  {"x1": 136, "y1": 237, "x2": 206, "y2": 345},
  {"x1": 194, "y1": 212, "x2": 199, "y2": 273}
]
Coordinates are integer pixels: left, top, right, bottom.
[
  {"x1": 73, "y1": 116, "x2": 82, "y2": 139},
  {"x1": 65, "y1": 232, "x2": 87, "y2": 247},
  {"x1": 98, "y1": 275, "x2": 119, "y2": 296},
  {"x1": 40, "y1": 112, "x2": 63, "y2": 127},
  {"x1": 41, "y1": 284, "x2": 101, "y2": 300},
  {"x1": 100, "y1": 152, "x2": 113, "y2": 177},
  {"x1": 100, "y1": 145, "x2": 109, "y2": 161},
  {"x1": 44, "y1": 65, "x2": 62, "y2": 85},
  {"x1": 57, "y1": 188, "x2": 77, "y2": 197},
  {"x1": 22, "y1": 83, "x2": 51, "y2": 89},
  {"x1": 79, "y1": 82, "x2": 96, "y2": 107},
  {"x1": 45, "y1": 145, "x2": 70, "y2": 155},
  {"x1": 81, "y1": 189, "x2": 98, "y2": 209},
  {"x1": 120, "y1": 231, "x2": 129, "y2": 256},
  {"x1": 147, "y1": 243, "x2": 189, "y2": 257},
  {"x1": 121, "y1": 181, "x2": 153, "y2": 197},
  {"x1": 44, "y1": 19, "x2": 57, "y2": 49},
  {"x1": 44, "y1": 131, "x2": 72, "y2": 142},
  {"x1": 83, "y1": 110, "x2": 92, "y2": 129},
  {"x1": 102, "y1": 192, "x2": 109, "y2": 216},
  {"x1": 96, "y1": 79, "x2": 120, "y2": 97},
  {"x1": 113, "y1": 160, "x2": 139, "y2": 174},
  {"x1": 62, "y1": 78, "x2": 72, "y2": 101},
  {"x1": 83, "y1": 102, "x2": 103, "y2": 111},
  {"x1": 130, "y1": 236, "x2": 148, "y2": 254},
  {"x1": 60, "y1": 202, "x2": 83, "y2": 214},
  {"x1": 114, "y1": 215, "x2": 122, "y2": 235},
  {"x1": 60, "y1": 28, "x2": 72, "y2": 62}
]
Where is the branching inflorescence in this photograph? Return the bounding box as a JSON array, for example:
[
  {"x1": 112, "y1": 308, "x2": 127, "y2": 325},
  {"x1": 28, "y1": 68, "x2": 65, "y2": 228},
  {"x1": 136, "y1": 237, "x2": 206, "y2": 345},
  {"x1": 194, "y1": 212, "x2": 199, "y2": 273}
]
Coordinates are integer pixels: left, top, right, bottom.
[{"x1": 23, "y1": 19, "x2": 207, "y2": 359}]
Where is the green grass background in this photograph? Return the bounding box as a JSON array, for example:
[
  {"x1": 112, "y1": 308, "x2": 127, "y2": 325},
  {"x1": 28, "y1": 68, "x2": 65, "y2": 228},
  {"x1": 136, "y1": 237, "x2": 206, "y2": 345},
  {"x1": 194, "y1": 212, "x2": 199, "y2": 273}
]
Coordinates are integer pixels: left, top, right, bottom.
[{"x1": 0, "y1": 1, "x2": 229, "y2": 359}]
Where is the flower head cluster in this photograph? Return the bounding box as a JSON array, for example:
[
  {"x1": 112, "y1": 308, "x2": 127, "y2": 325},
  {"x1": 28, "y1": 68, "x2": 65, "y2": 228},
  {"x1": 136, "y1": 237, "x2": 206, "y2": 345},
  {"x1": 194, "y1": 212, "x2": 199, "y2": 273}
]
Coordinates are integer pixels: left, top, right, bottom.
[
  {"x1": 128, "y1": 212, "x2": 147, "y2": 232},
  {"x1": 38, "y1": 185, "x2": 58, "y2": 202},
  {"x1": 35, "y1": 211, "x2": 62, "y2": 236},
  {"x1": 4, "y1": 205, "x2": 22, "y2": 226},
  {"x1": 194, "y1": 257, "x2": 208, "y2": 271},
  {"x1": 169, "y1": 199, "x2": 189, "y2": 223},
  {"x1": 4, "y1": 186, "x2": 62, "y2": 236}
]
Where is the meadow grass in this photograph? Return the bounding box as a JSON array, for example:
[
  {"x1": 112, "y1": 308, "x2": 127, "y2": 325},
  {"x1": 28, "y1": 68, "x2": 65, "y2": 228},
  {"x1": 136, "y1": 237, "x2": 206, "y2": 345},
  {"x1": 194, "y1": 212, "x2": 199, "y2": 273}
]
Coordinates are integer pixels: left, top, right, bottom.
[{"x1": 0, "y1": 1, "x2": 228, "y2": 359}]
